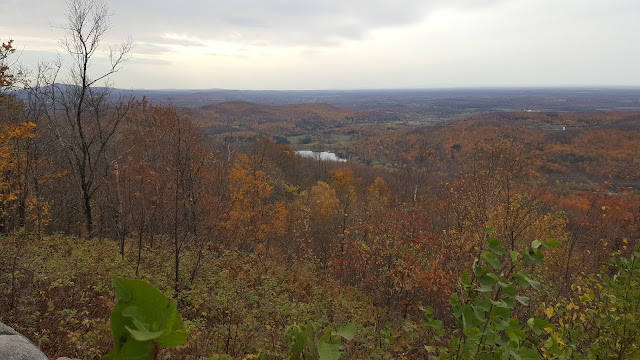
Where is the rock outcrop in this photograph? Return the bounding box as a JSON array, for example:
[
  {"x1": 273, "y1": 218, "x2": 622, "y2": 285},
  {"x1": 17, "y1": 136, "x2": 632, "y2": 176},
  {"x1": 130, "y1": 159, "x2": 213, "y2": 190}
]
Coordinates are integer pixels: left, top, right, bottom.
[
  {"x1": 0, "y1": 323, "x2": 48, "y2": 360},
  {"x1": 0, "y1": 323, "x2": 81, "y2": 360}
]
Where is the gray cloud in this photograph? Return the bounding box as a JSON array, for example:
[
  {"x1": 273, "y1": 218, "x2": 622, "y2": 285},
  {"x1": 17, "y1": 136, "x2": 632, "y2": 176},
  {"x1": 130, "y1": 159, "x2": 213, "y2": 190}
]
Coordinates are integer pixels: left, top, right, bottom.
[
  {"x1": 2, "y1": 0, "x2": 640, "y2": 90},
  {"x1": 106, "y1": 0, "x2": 506, "y2": 47},
  {"x1": 127, "y1": 56, "x2": 171, "y2": 66},
  {"x1": 133, "y1": 42, "x2": 170, "y2": 55}
]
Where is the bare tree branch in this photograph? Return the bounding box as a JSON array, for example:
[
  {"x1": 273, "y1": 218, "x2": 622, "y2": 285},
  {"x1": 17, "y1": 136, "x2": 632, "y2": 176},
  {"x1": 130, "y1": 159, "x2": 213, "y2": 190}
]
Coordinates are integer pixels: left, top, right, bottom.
[{"x1": 43, "y1": 0, "x2": 133, "y2": 236}]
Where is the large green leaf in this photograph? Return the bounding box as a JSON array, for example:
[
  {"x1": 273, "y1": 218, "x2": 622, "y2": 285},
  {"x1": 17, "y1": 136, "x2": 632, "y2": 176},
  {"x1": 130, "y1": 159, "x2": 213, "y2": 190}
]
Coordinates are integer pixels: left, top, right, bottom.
[
  {"x1": 103, "y1": 333, "x2": 153, "y2": 360},
  {"x1": 317, "y1": 338, "x2": 344, "y2": 360},
  {"x1": 460, "y1": 271, "x2": 473, "y2": 288},
  {"x1": 488, "y1": 237, "x2": 507, "y2": 255},
  {"x1": 481, "y1": 251, "x2": 502, "y2": 269},
  {"x1": 126, "y1": 322, "x2": 165, "y2": 342},
  {"x1": 513, "y1": 272, "x2": 540, "y2": 290},
  {"x1": 523, "y1": 250, "x2": 544, "y2": 265},
  {"x1": 515, "y1": 295, "x2": 530, "y2": 306},
  {"x1": 543, "y1": 238, "x2": 560, "y2": 250},
  {"x1": 531, "y1": 240, "x2": 542, "y2": 251},
  {"x1": 107, "y1": 276, "x2": 187, "y2": 358},
  {"x1": 287, "y1": 325, "x2": 308, "y2": 360},
  {"x1": 333, "y1": 323, "x2": 356, "y2": 341}
]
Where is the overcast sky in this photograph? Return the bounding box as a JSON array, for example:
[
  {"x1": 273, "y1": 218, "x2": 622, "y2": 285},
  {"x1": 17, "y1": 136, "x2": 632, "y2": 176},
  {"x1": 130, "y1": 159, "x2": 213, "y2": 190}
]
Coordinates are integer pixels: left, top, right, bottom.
[{"x1": 2, "y1": 0, "x2": 639, "y2": 90}]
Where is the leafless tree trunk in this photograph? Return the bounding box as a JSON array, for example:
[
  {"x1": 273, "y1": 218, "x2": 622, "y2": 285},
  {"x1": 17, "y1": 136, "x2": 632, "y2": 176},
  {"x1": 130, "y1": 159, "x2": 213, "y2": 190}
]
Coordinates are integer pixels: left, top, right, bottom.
[{"x1": 44, "y1": 0, "x2": 133, "y2": 237}]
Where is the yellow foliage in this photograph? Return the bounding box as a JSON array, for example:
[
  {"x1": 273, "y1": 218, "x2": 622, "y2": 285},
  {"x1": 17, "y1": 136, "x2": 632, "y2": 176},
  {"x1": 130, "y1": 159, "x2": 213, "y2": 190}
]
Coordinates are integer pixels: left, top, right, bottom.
[
  {"x1": 309, "y1": 181, "x2": 339, "y2": 220},
  {"x1": 544, "y1": 306, "x2": 555, "y2": 319},
  {"x1": 223, "y1": 153, "x2": 288, "y2": 244},
  {"x1": 366, "y1": 177, "x2": 391, "y2": 207},
  {"x1": 0, "y1": 122, "x2": 37, "y2": 215},
  {"x1": 331, "y1": 167, "x2": 361, "y2": 195}
]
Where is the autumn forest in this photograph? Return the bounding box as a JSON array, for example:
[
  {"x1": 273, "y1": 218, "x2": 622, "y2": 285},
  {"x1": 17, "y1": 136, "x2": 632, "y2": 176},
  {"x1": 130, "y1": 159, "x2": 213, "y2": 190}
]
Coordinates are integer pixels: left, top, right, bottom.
[{"x1": 2, "y1": 2, "x2": 640, "y2": 360}]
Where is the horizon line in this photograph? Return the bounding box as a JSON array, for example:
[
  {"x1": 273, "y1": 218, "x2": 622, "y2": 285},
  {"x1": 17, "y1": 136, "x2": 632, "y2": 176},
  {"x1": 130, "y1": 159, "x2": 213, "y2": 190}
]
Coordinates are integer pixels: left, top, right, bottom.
[{"x1": 121, "y1": 85, "x2": 640, "y2": 92}]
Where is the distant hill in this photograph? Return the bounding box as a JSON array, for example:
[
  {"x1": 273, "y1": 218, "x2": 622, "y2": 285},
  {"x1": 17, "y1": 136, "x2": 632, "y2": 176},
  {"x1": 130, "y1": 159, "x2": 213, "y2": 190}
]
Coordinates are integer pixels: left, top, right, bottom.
[
  {"x1": 20, "y1": 86, "x2": 640, "y2": 121},
  {"x1": 180, "y1": 101, "x2": 369, "y2": 141},
  {"x1": 346, "y1": 110, "x2": 640, "y2": 188},
  {"x1": 124, "y1": 87, "x2": 640, "y2": 115},
  {"x1": 189, "y1": 101, "x2": 364, "y2": 125}
]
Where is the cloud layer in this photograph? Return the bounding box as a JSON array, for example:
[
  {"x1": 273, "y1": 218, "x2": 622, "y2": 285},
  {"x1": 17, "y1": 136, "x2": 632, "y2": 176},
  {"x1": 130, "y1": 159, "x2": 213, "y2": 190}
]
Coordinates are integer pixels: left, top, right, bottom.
[
  {"x1": 111, "y1": 0, "x2": 503, "y2": 46},
  {"x1": 1, "y1": 0, "x2": 639, "y2": 89}
]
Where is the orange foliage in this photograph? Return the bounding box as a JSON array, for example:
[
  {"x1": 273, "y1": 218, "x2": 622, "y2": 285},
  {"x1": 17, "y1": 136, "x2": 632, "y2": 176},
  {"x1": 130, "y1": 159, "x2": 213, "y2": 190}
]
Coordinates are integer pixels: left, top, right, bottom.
[{"x1": 224, "y1": 153, "x2": 288, "y2": 248}]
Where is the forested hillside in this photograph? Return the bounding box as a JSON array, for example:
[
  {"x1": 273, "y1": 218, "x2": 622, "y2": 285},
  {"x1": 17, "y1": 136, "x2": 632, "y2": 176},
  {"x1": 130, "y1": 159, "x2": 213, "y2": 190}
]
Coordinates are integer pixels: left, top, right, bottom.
[{"x1": 2, "y1": 4, "x2": 640, "y2": 359}]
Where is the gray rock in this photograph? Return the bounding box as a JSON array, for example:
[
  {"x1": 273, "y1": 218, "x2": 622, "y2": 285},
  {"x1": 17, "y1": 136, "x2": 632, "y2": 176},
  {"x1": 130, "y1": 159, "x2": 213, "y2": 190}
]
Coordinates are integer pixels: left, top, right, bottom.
[
  {"x1": 0, "y1": 323, "x2": 19, "y2": 336},
  {"x1": 0, "y1": 323, "x2": 48, "y2": 360}
]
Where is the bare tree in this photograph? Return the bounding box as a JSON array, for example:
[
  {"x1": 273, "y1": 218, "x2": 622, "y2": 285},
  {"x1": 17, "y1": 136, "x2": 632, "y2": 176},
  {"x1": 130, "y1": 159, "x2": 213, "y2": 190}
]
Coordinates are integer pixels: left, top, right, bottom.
[{"x1": 44, "y1": 0, "x2": 133, "y2": 236}]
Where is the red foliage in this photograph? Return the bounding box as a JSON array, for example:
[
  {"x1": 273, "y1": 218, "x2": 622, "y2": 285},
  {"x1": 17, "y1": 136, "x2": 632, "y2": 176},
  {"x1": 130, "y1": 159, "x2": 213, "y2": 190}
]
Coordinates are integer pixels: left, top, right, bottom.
[{"x1": 331, "y1": 205, "x2": 452, "y2": 312}]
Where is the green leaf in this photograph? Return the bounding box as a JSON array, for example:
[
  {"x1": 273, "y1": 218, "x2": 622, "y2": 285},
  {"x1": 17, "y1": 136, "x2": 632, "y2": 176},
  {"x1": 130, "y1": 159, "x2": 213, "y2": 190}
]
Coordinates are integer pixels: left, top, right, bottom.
[
  {"x1": 320, "y1": 329, "x2": 332, "y2": 342},
  {"x1": 481, "y1": 251, "x2": 502, "y2": 269},
  {"x1": 509, "y1": 251, "x2": 520, "y2": 263},
  {"x1": 523, "y1": 250, "x2": 544, "y2": 265},
  {"x1": 333, "y1": 323, "x2": 356, "y2": 341},
  {"x1": 515, "y1": 295, "x2": 530, "y2": 306},
  {"x1": 460, "y1": 271, "x2": 473, "y2": 288},
  {"x1": 513, "y1": 272, "x2": 541, "y2": 290},
  {"x1": 490, "y1": 299, "x2": 510, "y2": 309},
  {"x1": 503, "y1": 296, "x2": 516, "y2": 309},
  {"x1": 125, "y1": 324, "x2": 165, "y2": 342},
  {"x1": 532, "y1": 240, "x2": 542, "y2": 251},
  {"x1": 486, "y1": 272, "x2": 501, "y2": 283},
  {"x1": 472, "y1": 305, "x2": 486, "y2": 322},
  {"x1": 462, "y1": 305, "x2": 479, "y2": 330},
  {"x1": 450, "y1": 293, "x2": 460, "y2": 307},
  {"x1": 479, "y1": 272, "x2": 498, "y2": 288},
  {"x1": 477, "y1": 283, "x2": 495, "y2": 293},
  {"x1": 527, "y1": 317, "x2": 552, "y2": 336},
  {"x1": 474, "y1": 264, "x2": 489, "y2": 278},
  {"x1": 108, "y1": 276, "x2": 187, "y2": 358},
  {"x1": 507, "y1": 318, "x2": 521, "y2": 331},
  {"x1": 425, "y1": 320, "x2": 443, "y2": 330},
  {"x1": 488, "y1": 237, "x2": 507, "y2": 255},
  {"x1": 543, "y1": 238, "x2": 560, "y2": 250},
  {"x1": 464, "y1": 326, "x2": 481, "y2": 340},
  {"x1": 532, "y1": 318, "x2": 553, "y2": 329},
  {"x1": 287, "y1": 326, "x2": 306, "y2": 360},
  {"x1": 106, "y1": 302, "x2": 154, "y2": 359},
  {"x1": 505, "y1": 329, "x2": 522, "y2": 345},
  {"x1": 317, "y1": 338, "x2": 344, "y2": 360},
  {"x1": 156, "y1": 328, "x2": 188, "y2": 348},
  {"x1": 420, "y1": 304, "x2": 435, "y2": 319},
  {"x1": 516, "y1": 347, "x2": 543, "y2": 360}
]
